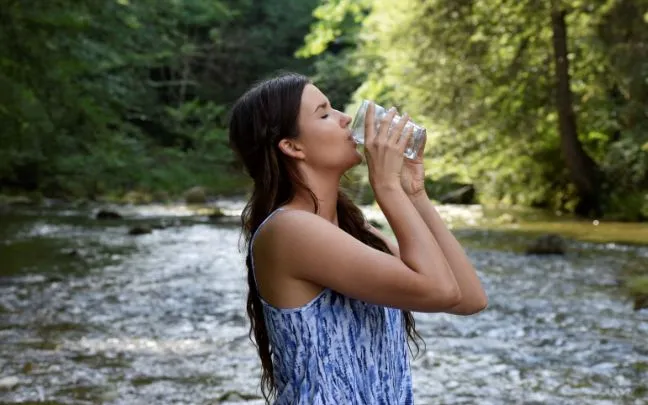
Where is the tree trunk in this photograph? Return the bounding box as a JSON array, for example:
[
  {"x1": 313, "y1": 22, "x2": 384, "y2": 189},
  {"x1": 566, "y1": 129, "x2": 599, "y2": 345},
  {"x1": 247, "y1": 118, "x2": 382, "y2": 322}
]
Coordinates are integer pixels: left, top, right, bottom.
[{"x1": 550, "y1": 3, "x2": 602, "y2": 217}]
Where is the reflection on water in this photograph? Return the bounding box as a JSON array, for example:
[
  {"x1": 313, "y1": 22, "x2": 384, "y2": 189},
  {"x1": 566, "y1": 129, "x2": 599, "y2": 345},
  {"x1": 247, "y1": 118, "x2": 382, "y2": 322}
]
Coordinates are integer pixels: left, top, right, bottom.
[{"x1": 0, "y1": 204, "x2": 647, "y2": 404}]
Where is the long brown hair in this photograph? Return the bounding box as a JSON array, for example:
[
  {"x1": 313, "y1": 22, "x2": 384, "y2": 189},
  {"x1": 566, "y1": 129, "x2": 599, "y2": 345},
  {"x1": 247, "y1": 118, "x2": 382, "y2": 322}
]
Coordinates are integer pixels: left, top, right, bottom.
[{"x1": 228, "y1": 73, "x2": 423, "y2": 403}]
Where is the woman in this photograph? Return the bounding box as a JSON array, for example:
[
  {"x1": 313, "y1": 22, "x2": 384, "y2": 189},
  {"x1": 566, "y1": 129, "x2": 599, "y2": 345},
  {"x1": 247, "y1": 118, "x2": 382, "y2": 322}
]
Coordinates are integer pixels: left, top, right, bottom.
[{"x1": 228, "y1": 73, "x2": 487, "y2": 404}]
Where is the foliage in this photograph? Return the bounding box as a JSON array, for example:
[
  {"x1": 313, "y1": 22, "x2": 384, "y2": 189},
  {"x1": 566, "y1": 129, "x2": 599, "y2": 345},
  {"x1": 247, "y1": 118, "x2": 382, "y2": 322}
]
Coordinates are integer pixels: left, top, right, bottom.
[
  {"x1": 0, "y1": 0, "x2": 317, "y2": 198},
  {"x1": 296, "y1": 0, "x2": 372, "y2": 110},
  {"x1": 302, "y1": 0, "x2": 648, "y2": 219}
]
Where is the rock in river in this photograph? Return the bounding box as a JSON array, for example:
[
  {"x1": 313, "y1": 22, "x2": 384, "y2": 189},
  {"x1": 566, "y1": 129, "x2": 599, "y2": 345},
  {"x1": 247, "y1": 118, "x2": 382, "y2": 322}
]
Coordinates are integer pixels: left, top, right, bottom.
[
  {"x1": 525, "y1": 234, "x2": 567, "y2": 255},
  {"x1": 95, "y1": 209, "x2": 123, "y2": 220},
  {"x1": 128, "y1": 225, "x2": 153, "y2": 236},
  {"x1": 184, "y1": 186, "x2": 208, "y2": 205}
]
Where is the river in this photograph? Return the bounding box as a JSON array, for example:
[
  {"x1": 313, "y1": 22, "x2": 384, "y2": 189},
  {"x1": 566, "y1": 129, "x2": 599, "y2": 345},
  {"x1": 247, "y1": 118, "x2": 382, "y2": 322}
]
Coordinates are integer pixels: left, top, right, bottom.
[{"x1": 0, "y1": 201, "x2": 646, "y2": 404}]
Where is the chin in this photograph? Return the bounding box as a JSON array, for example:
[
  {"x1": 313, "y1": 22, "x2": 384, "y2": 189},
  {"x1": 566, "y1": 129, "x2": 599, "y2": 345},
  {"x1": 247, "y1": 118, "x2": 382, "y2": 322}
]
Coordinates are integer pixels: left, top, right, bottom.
[{"x1": 346, "y1": 151, "x2": 363, "y2": 170}]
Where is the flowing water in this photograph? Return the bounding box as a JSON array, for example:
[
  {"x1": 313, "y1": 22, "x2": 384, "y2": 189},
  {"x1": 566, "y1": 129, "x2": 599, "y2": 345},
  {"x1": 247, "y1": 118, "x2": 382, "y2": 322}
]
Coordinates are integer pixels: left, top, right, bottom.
[{"x1": 0, "y1": 202, "x2": 647, "y2": 405}]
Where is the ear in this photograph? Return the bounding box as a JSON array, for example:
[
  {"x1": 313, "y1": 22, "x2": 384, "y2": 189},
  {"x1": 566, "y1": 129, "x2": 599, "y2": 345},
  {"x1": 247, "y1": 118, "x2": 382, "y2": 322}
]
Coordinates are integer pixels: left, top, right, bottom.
[{"x1": 277, "y1": 138, "x2": 306, "y2": 160}]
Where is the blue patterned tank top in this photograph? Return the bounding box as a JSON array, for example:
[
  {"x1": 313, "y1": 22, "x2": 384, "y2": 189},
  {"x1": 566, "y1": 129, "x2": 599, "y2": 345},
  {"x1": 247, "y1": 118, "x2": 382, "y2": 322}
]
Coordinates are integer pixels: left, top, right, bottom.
[{"x1": 250, "y1": 208, "x2": 414, "y2": 404}]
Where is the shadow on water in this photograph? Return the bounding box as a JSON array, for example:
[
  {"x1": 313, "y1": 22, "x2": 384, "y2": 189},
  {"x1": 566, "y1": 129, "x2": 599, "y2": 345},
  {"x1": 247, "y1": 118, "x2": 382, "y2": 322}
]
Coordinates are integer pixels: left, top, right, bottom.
[{"x1": 0, "y1": 203, "x2": 647, "y2": 404}]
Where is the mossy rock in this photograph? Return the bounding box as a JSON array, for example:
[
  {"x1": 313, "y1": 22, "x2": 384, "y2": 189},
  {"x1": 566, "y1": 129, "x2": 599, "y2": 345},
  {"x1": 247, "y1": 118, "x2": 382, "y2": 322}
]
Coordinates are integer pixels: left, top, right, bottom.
[
  {"x1": 128, "y1": 225, "x2": 153, "y2": 236},
  {"x1": 122, "y1": 190, "x2": 153, "y2": 205},
  {"x1": 22, "y1": 362, "x2": 34, "y2": 374},
  {"x1": 184, "y1": 186, "x2": 208, "y2": 205},
  {"x1": 525, "y1": 234, "x2": 566, "y2": 255},
  {"x1": 208, "y1": 207, "x2": 226, "y2": 220},
  {"x1": 95, "y1": 209, "x2": 123, "y2": 220},
  {"x1": 151, "y1": 190, "x2": 171, "y2": 203},
  {"x1": 627, "y1": 276, "x2": 648, "y2": 311}
]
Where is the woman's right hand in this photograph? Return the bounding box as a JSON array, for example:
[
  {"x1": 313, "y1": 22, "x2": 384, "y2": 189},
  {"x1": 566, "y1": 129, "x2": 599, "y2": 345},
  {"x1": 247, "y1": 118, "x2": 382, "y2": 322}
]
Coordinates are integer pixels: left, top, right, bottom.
[{"x1": 364, "y1": 103, "x2": 414, "y2": 193}]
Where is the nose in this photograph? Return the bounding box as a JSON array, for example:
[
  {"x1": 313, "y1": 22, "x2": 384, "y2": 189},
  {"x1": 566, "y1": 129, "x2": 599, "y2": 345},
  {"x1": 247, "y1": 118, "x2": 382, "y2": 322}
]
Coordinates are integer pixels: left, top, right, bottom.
[{"x1": 341, "y1": 112, "x2": 352, "y2": 128}]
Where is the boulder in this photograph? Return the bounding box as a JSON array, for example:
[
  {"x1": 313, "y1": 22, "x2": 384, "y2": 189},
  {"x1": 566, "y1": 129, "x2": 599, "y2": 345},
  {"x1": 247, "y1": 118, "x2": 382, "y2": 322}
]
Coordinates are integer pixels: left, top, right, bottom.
[
  {"x1": 22, "y1": 362, "x2": 34, "y2": 374},
  {"x1": 628, "y1": 276, "x2": 648, "y2": 311},
  {"x1": 525, "y1": 234, "x2": 566, "y2": 255},
  {"x1": 184, "y1": 186, "x2": 208, "y2": 205},
  {"x1": 95, "y1": 209, "x2": 123, "y2": 220},
  {"x1": 439, "y1": 185, "x2": 476, "y2": 205},
  {"x1": 152, "y1": 191, "x2": 171, "y2": 203},
  {"x1": 128, "y1": 225, "x2": 152, "y2": 236},
  {"x1": 208, "y1": 207, "x2": 226, "y2": 221}
]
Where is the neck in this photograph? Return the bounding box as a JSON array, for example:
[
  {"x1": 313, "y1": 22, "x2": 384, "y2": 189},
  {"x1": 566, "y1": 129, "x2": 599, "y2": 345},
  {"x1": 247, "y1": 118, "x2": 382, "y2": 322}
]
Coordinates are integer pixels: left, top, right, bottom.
[{"x1": 289, "y1": 168, "x2": 341, "y2": 225}]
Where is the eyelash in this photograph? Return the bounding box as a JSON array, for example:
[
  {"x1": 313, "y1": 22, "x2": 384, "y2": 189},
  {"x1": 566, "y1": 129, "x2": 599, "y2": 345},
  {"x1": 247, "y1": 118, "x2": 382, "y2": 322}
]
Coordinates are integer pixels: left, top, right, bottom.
[{"x1": 321, "y1": 114, "x2": 329, "y2": 119}]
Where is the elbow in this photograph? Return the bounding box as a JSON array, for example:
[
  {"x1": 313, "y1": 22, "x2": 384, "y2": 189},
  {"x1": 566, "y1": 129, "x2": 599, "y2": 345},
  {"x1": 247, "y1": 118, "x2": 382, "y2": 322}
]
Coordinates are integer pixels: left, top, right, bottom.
[
  {"x1": 477, "y1": 294, "x2": 489, "y2": 311},
  {"x1": 452, "y1": 292, "x2": 488, "y2": 316},
  {"x1": 468, "y1": 294, "x2": 489, "y2": 314},
  {"x1": 418, "y1": 282, "x2": 462, "y2": 313},
  {"x1": 437, "y1": 283, "x2": 463, "y2": 309}
]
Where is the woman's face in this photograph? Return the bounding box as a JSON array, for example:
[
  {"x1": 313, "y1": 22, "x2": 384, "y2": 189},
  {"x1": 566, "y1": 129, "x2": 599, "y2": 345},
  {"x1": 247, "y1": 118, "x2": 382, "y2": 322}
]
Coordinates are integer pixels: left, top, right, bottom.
[{"x1": 290, "y1": 84, "x2": 362, "y2": 172}]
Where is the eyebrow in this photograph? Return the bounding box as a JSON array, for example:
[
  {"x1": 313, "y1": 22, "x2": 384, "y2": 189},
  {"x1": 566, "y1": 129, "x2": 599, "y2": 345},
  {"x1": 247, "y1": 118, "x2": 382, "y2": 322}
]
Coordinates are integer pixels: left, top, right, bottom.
[{"x1": 313, "y1": 101, "x2": 329, "y2": 114}]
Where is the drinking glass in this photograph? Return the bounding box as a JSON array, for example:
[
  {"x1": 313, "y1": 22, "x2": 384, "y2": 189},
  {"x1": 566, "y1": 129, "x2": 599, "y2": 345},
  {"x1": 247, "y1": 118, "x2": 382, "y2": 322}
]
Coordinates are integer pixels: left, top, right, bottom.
[{"x1": 350, "y1": 99, "x2": 426, "y2": 160}]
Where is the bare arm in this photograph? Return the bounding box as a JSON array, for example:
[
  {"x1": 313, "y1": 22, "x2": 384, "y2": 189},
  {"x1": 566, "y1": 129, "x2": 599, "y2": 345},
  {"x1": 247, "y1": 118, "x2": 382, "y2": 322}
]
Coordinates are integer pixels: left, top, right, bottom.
[
  {"x1": 408, "y1": 192, "x2": 487, "y2": 314},
  {"x1": 373, "y1": 184, "x2": 460, "y2": 303},
  {"x1": 258, "y1": 194, "x2": 461, "y2": 313}
]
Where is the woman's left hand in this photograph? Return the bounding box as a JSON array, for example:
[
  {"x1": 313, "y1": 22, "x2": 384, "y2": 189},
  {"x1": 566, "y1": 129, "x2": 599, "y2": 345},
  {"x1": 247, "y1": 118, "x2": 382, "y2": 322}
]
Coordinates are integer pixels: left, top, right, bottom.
[{"x1": 400, "y1": 130, "x2": 427, "y2": 198}]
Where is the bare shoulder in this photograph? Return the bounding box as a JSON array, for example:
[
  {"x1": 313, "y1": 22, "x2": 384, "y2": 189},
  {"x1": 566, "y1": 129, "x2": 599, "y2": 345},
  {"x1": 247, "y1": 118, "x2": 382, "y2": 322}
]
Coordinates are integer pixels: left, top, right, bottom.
[
  {"x1": 252, "y1": 210, "x2": 331, "y2": 308},
  {"x1": 253, "y1": 209, "x2": 458, "y2": 313},
  {"x1": 256, "y1": 208, "x2": 332, "y2": 244}
]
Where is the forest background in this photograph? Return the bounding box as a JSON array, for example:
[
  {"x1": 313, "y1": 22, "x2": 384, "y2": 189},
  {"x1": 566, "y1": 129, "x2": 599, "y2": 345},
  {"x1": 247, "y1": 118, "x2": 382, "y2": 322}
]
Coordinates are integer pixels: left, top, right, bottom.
[{"x1": 1, "y1": 0, "x2": 647, "y2": 221}]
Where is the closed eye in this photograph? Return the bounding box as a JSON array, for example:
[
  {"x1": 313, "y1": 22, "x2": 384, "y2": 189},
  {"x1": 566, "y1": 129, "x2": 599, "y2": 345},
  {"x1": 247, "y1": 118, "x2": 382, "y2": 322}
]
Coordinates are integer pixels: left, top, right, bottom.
[
  {"x1": 321, "y1": 114, "x2": 329, "y2": 119},
  {"x1": 314, "y1": 100, "x2": 331, "y2": 115}
]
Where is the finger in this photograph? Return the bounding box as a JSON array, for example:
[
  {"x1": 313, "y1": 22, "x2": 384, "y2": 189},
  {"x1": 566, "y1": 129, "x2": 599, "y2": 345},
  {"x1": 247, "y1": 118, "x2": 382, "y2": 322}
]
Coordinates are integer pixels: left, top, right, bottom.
[
  {"x1": 364, "y1": 101, "x2": 375, "y2": 144},
  {"x1": 377, "y1": 107, "x2": 397, "y2": 142},
  {"x1": 389, "y1": 113, "x2": 410, "y2": 145},
  {"x1": 416, "y1": 129, "x2": 427, "y2": 156},
  {"x1": 397, "y1": 123, "x2": 414, "y2": 153}
]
